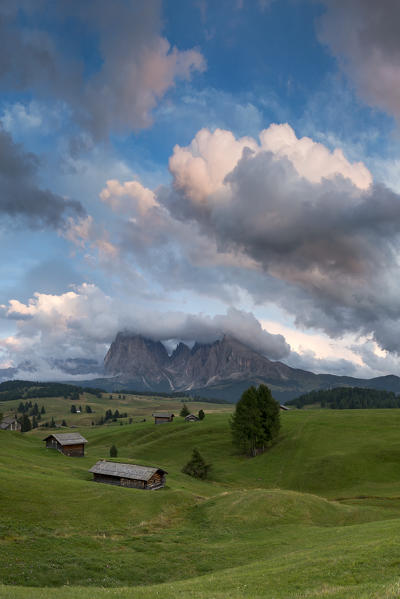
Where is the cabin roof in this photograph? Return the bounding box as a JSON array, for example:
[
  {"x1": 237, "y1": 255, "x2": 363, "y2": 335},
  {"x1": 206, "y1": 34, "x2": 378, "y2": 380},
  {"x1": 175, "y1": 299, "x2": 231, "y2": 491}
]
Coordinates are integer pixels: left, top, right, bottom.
[
  {"x1": 89, "y1": 460, "x2": 167, "y2": 481},
  {"x1": 43, "y1": 432, "x2": 87, "y2": 445},
  {"x1": 152, "y1": 412, "x2": 174, "y2": 418},
  {"x1": 0, "y1": 416, "x2": 18, "y2": 429},
  {"x1": 185, "y1": 414, "x2": 199, "y2": 420}
]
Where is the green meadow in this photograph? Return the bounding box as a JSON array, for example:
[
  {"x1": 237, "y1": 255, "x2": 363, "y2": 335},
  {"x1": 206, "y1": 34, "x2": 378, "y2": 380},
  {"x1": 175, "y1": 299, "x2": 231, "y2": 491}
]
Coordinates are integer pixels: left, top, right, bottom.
[{"x1": 2, "y1": 396, "x2": 400, "y2": 598}]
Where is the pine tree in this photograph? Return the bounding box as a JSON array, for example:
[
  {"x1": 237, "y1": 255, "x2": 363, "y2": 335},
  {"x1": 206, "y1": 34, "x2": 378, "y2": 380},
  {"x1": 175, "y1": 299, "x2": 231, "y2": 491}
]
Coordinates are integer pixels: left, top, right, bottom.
[
  {"x1": 180, "y1": 403, "x2": 190, "y2": 417},
  {"x1": 231, "y1": 384, "x2": 280, "y2": 457},
  {"x1": 61, "y1": 419, "x2": 67, "y2": 427},
  {"x1": 32, "y1": 415, "x2": 38, "y2": 429},
  {"x1": 182, "y1": 449, "x2": 211, "y2": 479},
  {"x1": 41, "y1": 405, "x2": 46, "y2": 414},
  {"x1": 85, "y1": 405, "x2": 92, "y2": 413},
  {"x1": 50, "y1": 416, "x2": 56, "y2": 428},
  {"x1": 198, "y1": 409, "x2": 205, "y2": 421},
  {"x1": 110, "y1": 444, "x2": 118, "y2": 457},
  {"x1": 20, "y1": 414, "x2": 32, "y2": 433},
  {"x1": 71, "y1": 405, "x2": 77, "y2": 414}
]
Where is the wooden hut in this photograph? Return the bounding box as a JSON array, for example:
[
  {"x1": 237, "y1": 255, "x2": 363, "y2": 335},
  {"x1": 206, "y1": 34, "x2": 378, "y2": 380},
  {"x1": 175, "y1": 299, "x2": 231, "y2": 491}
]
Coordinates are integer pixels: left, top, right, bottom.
[
  {"x1": 280, "y1": 404, "x2": 290, "y2": 411},
  {"x1": 43, "y1": 432, "x2": 87, "y2": 457},
  {"x1": 89, "y1": 460, "x2": 167, "y2": 490},
  {"x1": 152, "y1": 412, "x2": 174, "y2": 424},
  {"x1": 185, "y1": 414, "x2": 199, "y2": 422},
  {"x1": 0, "y1": 416, "x2": 21, "y2": 431}
]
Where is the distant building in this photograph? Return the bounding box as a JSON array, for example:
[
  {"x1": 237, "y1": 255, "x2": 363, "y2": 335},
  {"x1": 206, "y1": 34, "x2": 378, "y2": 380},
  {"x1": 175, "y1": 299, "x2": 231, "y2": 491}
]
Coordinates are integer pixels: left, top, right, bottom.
[
  {"x1": 0, "y1": 416, "x2": 21, "y2": 431},
  {"x1": 43, "y1": 432, "x2": 87, "y2": 457},
  {"x1": 152, "y1": 412, "x2": 174, "y2": 424},
  {"x1": 185, "y1": 414, "x2": 199, "y2": 422},
  {"x1": 280, "y1": 405, "x2": 290, "y2": 411},
  {"x1": 89, "y1": 460, "x2": 167, "y2": 490}
]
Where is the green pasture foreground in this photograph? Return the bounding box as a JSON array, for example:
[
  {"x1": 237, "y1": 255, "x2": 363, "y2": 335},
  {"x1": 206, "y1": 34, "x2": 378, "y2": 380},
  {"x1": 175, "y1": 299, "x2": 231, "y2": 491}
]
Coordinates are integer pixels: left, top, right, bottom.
[{"x1": 2, "y1": 408, "x2": 400, "y2": 597}]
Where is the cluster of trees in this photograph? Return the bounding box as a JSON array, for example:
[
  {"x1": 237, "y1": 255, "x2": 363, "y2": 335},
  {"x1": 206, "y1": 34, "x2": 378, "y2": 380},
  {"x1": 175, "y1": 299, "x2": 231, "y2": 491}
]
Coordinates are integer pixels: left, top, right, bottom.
[
  {"x1": 179, "y1": 404, "x2": 206, "y2": 420},
  {"x1": 0, "y1": 380, "x2": 104, "y2": 403},
  {"x1": 181, "y1": 384, "x2": 281, "y2": 481},
  {"x1": 288, "y1": 387, "x2": 400, "y2": 410},
  {"x1": 70, "y1": 405, "x2": 93, "y2": 414},
  {"x1": 96, "y1": 409, "x2": 128, "y2": 425},
  {"x1": 17, "y1": 401, "x2": 46, "y2": 417},
  {"x1": 231, "y1": 385, "x2": 281, "y2": 457}
]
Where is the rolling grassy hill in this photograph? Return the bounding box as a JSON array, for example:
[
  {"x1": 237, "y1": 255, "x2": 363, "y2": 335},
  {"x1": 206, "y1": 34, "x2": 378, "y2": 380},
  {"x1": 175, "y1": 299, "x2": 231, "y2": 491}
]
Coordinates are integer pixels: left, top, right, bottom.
[{"x1": 2, "y1": 402, "x2": 400, "y2": 597}]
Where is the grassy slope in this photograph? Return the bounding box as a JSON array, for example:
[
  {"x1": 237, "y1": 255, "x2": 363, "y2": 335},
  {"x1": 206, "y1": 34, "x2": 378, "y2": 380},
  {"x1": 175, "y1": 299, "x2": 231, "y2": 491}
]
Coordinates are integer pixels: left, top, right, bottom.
[{"x1": 2, "y1": 407, "x2": 400, "y2": 597}]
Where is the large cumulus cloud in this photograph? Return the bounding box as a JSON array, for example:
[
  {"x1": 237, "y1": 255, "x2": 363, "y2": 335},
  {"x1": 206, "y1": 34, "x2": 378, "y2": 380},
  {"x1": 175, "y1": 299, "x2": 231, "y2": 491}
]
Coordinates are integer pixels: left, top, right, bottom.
[
  {"x1": 96, "y1": 123, "x2": 400, "y2": 355},
  {"x1": 0, "y1": 0, "x2": 205, "y2": 140}
]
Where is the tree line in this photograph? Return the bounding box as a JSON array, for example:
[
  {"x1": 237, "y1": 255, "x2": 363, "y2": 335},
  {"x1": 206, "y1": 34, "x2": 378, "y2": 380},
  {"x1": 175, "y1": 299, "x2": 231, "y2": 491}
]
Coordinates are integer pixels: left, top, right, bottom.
[{"x1": 287, "y1": 387, "x2": 400, "y2": 409}]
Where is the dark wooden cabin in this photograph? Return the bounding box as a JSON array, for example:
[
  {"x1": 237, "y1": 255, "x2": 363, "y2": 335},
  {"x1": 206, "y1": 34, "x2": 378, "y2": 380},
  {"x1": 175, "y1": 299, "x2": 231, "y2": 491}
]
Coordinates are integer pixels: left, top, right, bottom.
[
  {"x1": 0, "y1": 416, "x2": 21, "y2": 431},
  {"x1": 185, "y1": 414, "x2": 199, "y2": 422},
  {"x1": 280, "y1": 405, "x2": 290, "y2": 411},
  {"x1": 152, "y1": 412, "x2": 174, "y2": 424},
  {"x1": 43, "y1": 432, "x2": 87, "y2": 457},
  {"x1": 89, "y1": 460, "x2": 167, "y2": 490}
]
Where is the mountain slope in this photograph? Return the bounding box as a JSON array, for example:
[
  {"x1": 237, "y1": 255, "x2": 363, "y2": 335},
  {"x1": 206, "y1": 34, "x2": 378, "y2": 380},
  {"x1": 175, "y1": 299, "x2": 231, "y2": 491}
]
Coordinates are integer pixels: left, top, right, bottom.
[{"x1": 102, "y1": 332, "x2": 400, "y2": 401}]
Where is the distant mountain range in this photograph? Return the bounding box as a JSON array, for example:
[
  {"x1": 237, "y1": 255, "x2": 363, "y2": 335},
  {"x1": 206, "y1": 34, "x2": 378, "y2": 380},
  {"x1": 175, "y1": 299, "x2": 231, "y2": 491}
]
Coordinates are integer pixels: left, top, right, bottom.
[{"x1": 98, "y1": 332, "x2": 400, "y2": 402}]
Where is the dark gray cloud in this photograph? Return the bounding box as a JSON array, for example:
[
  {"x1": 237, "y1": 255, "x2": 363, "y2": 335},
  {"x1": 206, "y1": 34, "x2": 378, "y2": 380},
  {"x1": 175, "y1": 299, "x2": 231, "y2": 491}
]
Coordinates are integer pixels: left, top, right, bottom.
[
  {"x1": 317, "y1": 1, "x2": 400, "y2": 122},
  {"x1": 0, "y1": 0, "x2": 204, "y2": 141},
  {"x1": 0, "y1": 127, "x2": 84, "y2": 228}
]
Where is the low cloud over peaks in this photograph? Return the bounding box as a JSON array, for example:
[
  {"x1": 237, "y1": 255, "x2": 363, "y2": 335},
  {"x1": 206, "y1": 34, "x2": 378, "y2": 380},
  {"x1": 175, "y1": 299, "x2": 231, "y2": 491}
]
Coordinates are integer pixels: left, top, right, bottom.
[{"x1": 0, "y1": 285, "x2": 290, "y2": 379}]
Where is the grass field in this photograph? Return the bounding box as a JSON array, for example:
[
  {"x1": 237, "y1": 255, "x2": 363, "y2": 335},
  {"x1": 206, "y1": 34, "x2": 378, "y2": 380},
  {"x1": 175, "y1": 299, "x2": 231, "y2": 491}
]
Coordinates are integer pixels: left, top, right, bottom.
[{"x1": 2, "y1": 397, "x2": 400, "y2": 597}]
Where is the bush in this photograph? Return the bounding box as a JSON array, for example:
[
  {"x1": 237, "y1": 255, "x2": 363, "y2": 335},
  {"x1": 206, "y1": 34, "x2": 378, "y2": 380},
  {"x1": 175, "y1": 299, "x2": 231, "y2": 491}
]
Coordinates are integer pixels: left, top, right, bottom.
[
  {"x1": 182, "y1": 449, "x2": 211, "y2": 479},
  {"x1": 198, "y1": 409, "x2": 205, "y2": 420},
  {"x1": 110, "y1": 444, "x2": 118, "y2": 458},
  {"x1": 180, "y1": 403, "x2": 190, "y2": 418}
]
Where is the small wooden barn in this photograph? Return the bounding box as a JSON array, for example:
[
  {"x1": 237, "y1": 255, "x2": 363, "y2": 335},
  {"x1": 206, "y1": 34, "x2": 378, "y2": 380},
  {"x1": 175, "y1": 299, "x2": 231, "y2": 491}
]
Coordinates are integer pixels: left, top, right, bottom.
[
  {"x1": 280, "y1": 404, "x2": 290, "y2": 411},
  {"x1": 43, "y1": 432, "x2": 87, "y2": 457},
  {"x1": 185, "y1": 414, "x2": 199, "y2": 422},
  {"x1": 152, "y1": 412, "x2": 174, "y2": 424},
  {"x1": 0, "y1": 416, "x2": 21, "y2": 431},
  {"x1": 89, "y1": 460, "x2": 167, "y2": 490}
]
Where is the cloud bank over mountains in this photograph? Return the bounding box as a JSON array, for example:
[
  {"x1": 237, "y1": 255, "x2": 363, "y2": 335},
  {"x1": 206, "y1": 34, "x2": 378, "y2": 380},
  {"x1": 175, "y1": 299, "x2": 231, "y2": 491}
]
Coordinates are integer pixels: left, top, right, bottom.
[{"x1": 0, "y1": 284, "x2": 290, "y2": 380}]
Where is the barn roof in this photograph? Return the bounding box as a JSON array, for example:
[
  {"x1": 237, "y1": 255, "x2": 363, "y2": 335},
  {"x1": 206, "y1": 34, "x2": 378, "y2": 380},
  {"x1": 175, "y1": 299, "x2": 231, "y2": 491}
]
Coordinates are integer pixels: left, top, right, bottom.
[
  {"x1": 43, "y1": 432, "x2": 87, "y2": 445},
  {"x1": 185, "y1": 414, "x2": 199, "y2": 421},
  {"x1": 152, "y1": 412, "x2": 174, "y2": 418},
  {"x1": 89, "y1": 460, "x2": 167, "y2": 481},
  {"x1": 0, "y1": 416, "x2": 18, "y2": 429}
]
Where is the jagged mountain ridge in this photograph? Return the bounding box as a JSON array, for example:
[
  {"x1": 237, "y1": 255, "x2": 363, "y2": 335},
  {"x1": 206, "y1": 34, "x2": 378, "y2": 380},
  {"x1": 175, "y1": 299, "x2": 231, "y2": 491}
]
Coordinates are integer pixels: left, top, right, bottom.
[
  {"x1": 103, "y1": 332, "x2": 400, "y2": 402},
  {"x1": 104, "y1": 332, "x2": 299, "y2": 390}
]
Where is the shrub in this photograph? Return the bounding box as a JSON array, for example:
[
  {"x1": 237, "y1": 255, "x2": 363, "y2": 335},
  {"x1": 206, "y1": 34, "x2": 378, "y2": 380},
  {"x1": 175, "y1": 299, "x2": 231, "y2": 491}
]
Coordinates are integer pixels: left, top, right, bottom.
[{"x1": 182, "y1": 449, "x2": 211, "y2": 479}]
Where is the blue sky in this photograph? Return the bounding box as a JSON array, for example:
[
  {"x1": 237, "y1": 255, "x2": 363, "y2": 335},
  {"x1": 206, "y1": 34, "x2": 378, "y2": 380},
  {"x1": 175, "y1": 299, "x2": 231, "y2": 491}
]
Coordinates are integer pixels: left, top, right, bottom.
[{"x1": 1, "y1": 0, "x2": 400, "y2": 381}]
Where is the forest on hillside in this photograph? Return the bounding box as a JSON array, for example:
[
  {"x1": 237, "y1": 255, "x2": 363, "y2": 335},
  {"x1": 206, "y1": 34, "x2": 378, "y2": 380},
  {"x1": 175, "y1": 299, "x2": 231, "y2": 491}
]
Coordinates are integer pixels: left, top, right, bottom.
[
  {"x1": 288, "y1": 387, "x2": 400, "y2": 409},
  {"x1": 0, "y1": 380, "x2": 104, "y2": 402}
]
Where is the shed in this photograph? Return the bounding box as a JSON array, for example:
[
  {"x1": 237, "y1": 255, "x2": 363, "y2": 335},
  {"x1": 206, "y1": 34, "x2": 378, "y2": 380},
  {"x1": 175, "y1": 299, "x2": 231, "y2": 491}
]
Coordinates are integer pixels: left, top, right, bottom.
[
  {"x1": 0, "y1": 416, "x2": 21, "y2": 431},
  {"x1": 152, "y1": 412, "x2": 174, "y2": 424},
  {"x1": 280, "y1": 404, "x2": 290, "y2": 411},
  {"x1": 43, "y1": 432, "x2": 87, "y2": 457},
  {"x1": 185, "y1": 414, "x2": 199, "y2": 422},
  {"x1": 89, "y1": 460, "x2": 167, "y2": 490}
]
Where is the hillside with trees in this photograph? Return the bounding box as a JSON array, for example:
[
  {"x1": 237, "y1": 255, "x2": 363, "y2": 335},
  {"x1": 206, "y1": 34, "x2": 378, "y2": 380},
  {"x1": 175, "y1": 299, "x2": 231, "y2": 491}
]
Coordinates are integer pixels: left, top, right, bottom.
[{"x1": 288, "y1": 386, "x2": 400, "y2": 409}]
